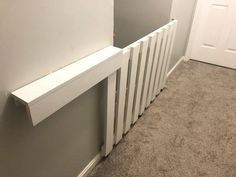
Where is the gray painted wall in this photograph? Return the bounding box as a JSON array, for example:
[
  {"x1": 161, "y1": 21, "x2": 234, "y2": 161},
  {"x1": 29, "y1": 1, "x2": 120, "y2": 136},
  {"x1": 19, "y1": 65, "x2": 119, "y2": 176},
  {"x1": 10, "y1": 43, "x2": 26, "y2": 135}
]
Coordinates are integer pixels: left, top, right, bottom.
[
  {"x1": 114, "y1": 0, "x2": 173, "y2": 48},
  {"x1": 169, "y1": 0, "x2": 197, "y2": 69},
  {"x1": 114, "y1": 0, "x2": 197, "y2": 72},
  {"x1": 0, "y1": 1, "x2": 113, "y2": 177}
]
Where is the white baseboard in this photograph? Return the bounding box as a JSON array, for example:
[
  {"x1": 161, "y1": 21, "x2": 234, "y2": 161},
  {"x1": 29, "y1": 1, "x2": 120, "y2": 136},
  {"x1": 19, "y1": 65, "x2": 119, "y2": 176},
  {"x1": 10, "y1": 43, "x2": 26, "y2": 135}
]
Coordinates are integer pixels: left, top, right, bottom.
[
  {"x1": 167, "y1": 56, "x2": 185, "y2": 78},
  {"x1": 77, "y1": 153, "x2": 102, "y2": 177},
  {"x1": 183, "y1": 56, "x2": 190, "y2": 61}
]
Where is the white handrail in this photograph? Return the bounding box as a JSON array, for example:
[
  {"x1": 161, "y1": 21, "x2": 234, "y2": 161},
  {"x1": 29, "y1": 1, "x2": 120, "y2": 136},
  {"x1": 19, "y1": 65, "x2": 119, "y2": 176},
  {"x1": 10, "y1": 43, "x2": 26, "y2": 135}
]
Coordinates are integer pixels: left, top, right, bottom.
[{"x1": 12, "y1": 46, "x2": 122, "y2": 126}]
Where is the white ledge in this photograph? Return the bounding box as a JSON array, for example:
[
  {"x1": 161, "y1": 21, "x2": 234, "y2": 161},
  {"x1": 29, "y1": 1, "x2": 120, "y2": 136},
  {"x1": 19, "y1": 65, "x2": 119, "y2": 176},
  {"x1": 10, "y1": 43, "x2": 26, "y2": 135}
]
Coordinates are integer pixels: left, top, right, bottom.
[{"x1": 12, "y1": 46, "x2": 122, "y2": 126}]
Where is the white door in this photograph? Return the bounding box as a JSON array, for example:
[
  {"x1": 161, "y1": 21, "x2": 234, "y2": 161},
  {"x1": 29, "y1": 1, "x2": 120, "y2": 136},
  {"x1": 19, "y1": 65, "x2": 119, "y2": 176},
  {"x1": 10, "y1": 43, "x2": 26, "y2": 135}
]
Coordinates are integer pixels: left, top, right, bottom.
[{"x1": 187, "y1": 0, "x2": 236, "y2": 69}]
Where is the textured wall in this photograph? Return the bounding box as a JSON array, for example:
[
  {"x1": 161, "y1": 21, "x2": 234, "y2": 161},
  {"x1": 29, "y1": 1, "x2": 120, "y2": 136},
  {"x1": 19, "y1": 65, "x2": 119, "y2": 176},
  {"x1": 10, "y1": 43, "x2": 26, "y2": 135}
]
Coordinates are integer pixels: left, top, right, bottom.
[
  {"x1": 114, "y1": 0, "x2": 173, "y2": 48},
  {"x1": 169, "y1": 0, "x2": 197, "y2": 69},
  {"x1": 0, "y1": 1, "x2": 113, "y2": 177}
]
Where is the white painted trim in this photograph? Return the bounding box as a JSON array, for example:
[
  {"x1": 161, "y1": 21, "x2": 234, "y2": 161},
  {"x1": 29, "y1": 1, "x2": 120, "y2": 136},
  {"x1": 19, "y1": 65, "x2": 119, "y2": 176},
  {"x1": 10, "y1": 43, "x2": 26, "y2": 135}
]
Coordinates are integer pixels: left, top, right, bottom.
[
  {"x1": 132, "y1": 37, "x2": 149, "y2": 124},
  {"x1": 183, "y1": 56, "x2": 190, "y2": 62},
  {"x1": 104, "y1": 72, "x2": 117, "y2": 156},
  {"x1": 163, "y1": 21, "x2": 178, "y2": 85},
  {"x1": 12, "y1": 46, "x2": 122, "y2": 126},
  {"x1": 185, "y1": 0, "x2": 201, "y2": 60},
  {"x1": 115, "y1": 50, "x2": 130, "y2": 144},
  {"x1": 147, "y1": 30, "x2": 163, "y2": 107},
  {"x1": 124, "y1": 43, "x2": 141, "y2": 134},
  {"x1": 140, "y1": 34, "x2": 157, "y2": 113},
  {"x1": 156, "y1": 27, "x2": 169, "y2": 93},
  {"x1": 167, "y1": 56, "x2": 184, "y2": 78},
  {"x1": 159, "y1": 26, "x2": 172, "y2": 90},
  {"x1": 77, "y1": 153, "x2": 102, "y2": 177}
]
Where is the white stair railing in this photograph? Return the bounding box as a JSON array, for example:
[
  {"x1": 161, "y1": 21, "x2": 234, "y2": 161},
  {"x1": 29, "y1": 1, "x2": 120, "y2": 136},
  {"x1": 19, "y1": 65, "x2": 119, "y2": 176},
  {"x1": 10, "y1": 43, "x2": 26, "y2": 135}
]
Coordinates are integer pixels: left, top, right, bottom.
[
  {"x1": 12, "y1": 20, "x2": 178, "y2": 157},
  {"x1": 115, "y1": 20, "x2": 178, "y2": 145}
]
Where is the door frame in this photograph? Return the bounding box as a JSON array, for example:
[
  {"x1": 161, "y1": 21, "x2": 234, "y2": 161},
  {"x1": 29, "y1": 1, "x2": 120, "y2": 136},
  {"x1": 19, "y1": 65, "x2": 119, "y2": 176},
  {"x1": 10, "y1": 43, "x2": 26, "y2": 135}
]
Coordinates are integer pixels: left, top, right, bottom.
[{"x1": 185, "y1": 0, "x2": 203, "y2": 61}]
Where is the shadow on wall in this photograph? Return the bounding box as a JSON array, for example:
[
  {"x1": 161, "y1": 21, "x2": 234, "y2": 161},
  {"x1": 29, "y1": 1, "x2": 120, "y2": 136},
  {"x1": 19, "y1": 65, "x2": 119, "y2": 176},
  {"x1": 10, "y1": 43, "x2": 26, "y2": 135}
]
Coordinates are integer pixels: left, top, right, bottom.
[
  {"x1": 114, "y1": 0, "x2": 173, "y2": 48},
  {"x1": 169, "y1": 0, "x2": 197, "y2": 69},
  {"x1": 0, "y1": 82, "x2": 105, "y2": 177},
  {"x1": 0, "y1": 97, "x2": 31, "y2": 141}
]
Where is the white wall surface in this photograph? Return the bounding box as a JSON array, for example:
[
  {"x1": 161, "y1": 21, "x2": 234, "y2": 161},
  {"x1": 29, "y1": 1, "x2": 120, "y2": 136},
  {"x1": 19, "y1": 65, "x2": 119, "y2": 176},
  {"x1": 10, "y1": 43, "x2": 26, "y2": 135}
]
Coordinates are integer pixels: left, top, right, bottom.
[
  {"x1": 0, "y1": 1, "x2": 113, "y2": 177},
  {"x1": 169, "y1": 0, "x2": 197, "y2": 69}
]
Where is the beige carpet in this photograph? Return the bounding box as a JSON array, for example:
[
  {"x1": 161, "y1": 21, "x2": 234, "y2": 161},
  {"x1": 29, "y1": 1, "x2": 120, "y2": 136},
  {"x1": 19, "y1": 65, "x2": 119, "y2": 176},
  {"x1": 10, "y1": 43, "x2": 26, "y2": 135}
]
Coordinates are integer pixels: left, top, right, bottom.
[{"x1": 88, "y1": 60, "x2": 236, "y2": 177}]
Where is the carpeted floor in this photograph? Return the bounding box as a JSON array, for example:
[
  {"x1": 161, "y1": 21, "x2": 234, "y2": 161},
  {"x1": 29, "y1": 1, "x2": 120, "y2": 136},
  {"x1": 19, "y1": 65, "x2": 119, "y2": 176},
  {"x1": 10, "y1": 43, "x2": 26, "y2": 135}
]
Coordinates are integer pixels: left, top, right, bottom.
[{"x1": 88, "y1": 60, "x2": 236, "y2": 177}]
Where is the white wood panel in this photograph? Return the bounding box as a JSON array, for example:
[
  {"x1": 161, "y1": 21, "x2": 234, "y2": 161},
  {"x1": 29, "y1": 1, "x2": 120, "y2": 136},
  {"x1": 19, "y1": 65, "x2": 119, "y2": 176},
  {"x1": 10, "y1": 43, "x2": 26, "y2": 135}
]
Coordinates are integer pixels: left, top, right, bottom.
[
  {"x1": 160, "y1": 27, "x2": 172, "y2": 90},
  {"x1": 12, "y1": 46, "x2": 122, "y2": 126},
  {"x1": 163, "y1": 21, "x2": 178, "y2": 86},
  {"x1": 115, "y1": 50, "x2": 130, "y2": 144},
  {"x1": 124, "y1": 43, "x2": 141, "y2": 133},
  {"x1": 156, "y1": 27, "x2": 169, "y2": 93},
  {"x1": 151, "y1": 30, "x2": 164, "y2": 100},
  {"x1": 145, "y1": 34, "x2": 158, "y2": 108},
  {"x1": 104, "y1": 72, "x2": 117, "y2": 156},
  {"x1": 147, "y1": 29, "x2": 163, "y2": 103},
  {"x1": 132, "y1": 37, "x2": 149, "y2": 124},
  {"x1": 140, "y1": 34, "x2": 157, "y2": 113},
  {"x1": 151, "y1": 28, "x2": 165, "y2": 100}
]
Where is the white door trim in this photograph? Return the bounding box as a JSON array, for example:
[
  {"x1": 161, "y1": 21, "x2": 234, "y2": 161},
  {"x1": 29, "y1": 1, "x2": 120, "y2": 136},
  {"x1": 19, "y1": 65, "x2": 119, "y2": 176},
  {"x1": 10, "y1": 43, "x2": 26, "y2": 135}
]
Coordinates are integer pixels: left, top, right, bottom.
[{"x1": 185, "y1": 0, "x2": 202, "y2": 61}]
